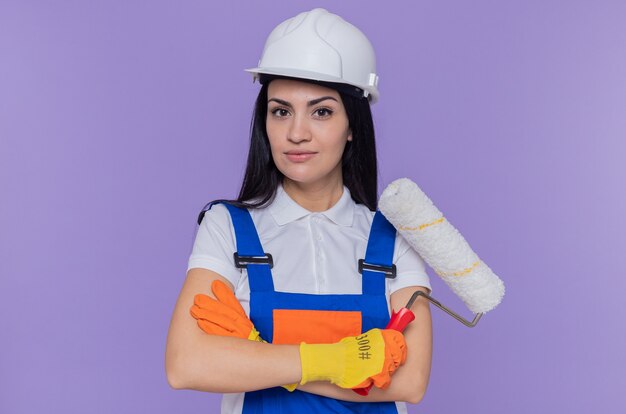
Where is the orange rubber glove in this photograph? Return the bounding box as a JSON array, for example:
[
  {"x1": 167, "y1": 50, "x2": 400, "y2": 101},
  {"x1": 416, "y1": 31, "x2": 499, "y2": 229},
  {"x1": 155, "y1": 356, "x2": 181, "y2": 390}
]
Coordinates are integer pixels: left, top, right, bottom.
[
  {"x1": 357, "y1": 329, "x2": 408, "y2": 389},
  {"x1": 189, "y1": 279, "x2": 297, "y2": 392},
  {"x1": 190, "y1": 279, "x2": 261, "y2": 341}
]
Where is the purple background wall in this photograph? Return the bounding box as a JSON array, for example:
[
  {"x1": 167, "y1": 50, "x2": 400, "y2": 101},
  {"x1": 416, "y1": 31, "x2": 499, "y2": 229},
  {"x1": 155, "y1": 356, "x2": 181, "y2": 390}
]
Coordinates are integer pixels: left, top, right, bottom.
[{"x1": 2, "y1": 1, "x2": 625, "y2": 412}]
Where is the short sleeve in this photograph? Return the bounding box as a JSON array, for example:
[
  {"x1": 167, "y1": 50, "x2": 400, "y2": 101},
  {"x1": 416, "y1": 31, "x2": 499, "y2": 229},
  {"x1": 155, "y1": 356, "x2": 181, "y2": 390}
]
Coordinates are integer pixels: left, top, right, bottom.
[
  {"x1": 389, "y1": 233, "x2": 433, "y2": 295},
  {"x1": 187, "y1": 203, "x2": 241, "y2": 288}
]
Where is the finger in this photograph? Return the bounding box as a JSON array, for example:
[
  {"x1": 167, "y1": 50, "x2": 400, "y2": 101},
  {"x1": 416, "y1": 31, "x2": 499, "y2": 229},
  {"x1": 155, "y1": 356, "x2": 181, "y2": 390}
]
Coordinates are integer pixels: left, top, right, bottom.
[
  {"x1": 396, "y1": 334, "x2": 407, "y2": 365},
  {"x1": 197, "y1": 319, "x2": 240, "y2": 337},
  {"x1": 204, "y1": 317, "x2": 250, "y2": 339},
  {"x1": 191, "y1": 302, "x2": 232, "y2": 325},
  {"x1": 195, "y1": 309, "x2": 249, "y2": 335},
  {"x1": 190, "y1": 304, "x2": 233, "y2": 323},
  {"x1": 189, "y1": 304, "x2": 207, "y2": 320},
  {"x1": 194, "y1": 293, "x2": 218, "y2": 308},
  {"x1": 382, "y1": 330, "x2": 407, "y2": 366},
  {"x1": 388, "y1": 341, "x2": 404, "y2": 369},
  {"x1": 190, "y1": 304, "x2": 223, "y2": 321},
  {"x1": 193, "y1": 296, "x2": 247, "y2": 323},
  {"x1": 352, "y1": 378, "x2": 372, "y2": 389},
  {"x1": 370, "y1": 372, "x2": 391, "y2": 390},
  {"x1": 211, "y1": 280, "x2": 247, "y2": 316},
  {"x1": 192, "y1": 306, "x2": 254, "y2": 339}
]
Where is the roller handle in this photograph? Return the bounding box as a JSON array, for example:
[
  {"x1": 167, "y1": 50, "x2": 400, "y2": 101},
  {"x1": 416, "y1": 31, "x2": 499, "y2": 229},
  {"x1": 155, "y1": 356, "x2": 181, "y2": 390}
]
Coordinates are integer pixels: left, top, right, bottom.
[{"x1": 352, "y1": 307, "x2": 415, "y2": 396}]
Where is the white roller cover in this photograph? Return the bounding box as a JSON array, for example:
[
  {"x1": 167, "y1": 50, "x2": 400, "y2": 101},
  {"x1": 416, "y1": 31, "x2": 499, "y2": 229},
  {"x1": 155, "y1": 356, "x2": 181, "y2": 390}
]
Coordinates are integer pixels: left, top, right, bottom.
[{"x1": 379, "y1": 178, "x2": 505, "y2": 313}]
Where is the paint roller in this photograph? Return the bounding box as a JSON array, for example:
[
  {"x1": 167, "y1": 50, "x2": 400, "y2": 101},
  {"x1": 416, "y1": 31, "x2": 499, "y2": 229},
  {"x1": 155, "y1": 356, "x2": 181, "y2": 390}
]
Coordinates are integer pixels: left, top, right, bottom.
[
  {"x1": 379, "y1": 177, "x2": 505, "y2": 323},
  {"x1": 353, "y1": 177, "x2": 505, "y2": 395}
]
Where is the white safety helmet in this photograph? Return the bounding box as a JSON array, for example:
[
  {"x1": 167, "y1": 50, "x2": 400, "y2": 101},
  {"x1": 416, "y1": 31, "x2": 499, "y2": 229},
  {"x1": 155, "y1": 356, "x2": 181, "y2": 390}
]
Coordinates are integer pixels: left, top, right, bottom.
[{"x1": 245, "y1": 8, "x2": 380, "y2": 103}]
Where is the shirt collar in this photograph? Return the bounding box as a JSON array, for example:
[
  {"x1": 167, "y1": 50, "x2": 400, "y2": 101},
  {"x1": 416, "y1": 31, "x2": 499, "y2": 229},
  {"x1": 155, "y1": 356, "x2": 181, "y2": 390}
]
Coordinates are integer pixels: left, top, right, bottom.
[{"x1": 268, "y1": 183, "x2": 355, "y2": 227}]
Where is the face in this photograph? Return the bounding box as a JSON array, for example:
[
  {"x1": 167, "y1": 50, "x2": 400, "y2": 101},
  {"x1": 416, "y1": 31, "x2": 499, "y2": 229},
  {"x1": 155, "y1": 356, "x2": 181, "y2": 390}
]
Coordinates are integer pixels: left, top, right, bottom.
[{"x1": 266, "y1": 79, "x2": 352, "y2": 188}]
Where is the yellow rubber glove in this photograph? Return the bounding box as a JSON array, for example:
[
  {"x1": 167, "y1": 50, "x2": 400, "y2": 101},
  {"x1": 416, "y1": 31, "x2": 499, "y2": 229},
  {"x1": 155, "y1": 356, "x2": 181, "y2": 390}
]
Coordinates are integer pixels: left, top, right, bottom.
[
  {"x1": 299, "y1": 328, "x2": 407, "y2": 390},
  {"x1": 190, "y1": 279, "x2": 298, "y2": 392}
]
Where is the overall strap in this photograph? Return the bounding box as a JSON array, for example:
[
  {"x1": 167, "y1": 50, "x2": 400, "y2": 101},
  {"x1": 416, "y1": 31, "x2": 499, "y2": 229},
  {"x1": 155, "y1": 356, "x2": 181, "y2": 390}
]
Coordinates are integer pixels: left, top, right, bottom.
[
  {"x1": 361, "y1": 210, "x2": 397, "y2": 295},
  {"x1": 217, "y1": 202, "x2": 275, "y2": 292},
  {"x1": 197, "y1": 199, "x2": 232, "y2": 225}
]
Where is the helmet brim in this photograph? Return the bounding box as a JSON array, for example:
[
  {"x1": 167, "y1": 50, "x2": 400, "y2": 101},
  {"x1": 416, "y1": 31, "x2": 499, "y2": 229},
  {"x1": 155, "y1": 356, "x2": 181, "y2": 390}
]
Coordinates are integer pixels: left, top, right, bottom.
[
  {"x1": 244, "y1": 67, "x2": 377, "y2": 103},
  {"x1": 245, "y1": 67, "x2": 344, "y2": 84}
]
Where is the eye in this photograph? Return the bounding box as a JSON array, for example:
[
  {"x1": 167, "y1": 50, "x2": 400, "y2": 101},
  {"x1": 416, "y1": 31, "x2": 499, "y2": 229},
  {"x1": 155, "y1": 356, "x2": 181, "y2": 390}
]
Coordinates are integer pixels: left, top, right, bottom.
[
  {"x1": 313, "y1": 107, "x2": 333, "y2": 118},
  {"x1": 270, "y1": 108, "x2": 290, "y2": 118}
]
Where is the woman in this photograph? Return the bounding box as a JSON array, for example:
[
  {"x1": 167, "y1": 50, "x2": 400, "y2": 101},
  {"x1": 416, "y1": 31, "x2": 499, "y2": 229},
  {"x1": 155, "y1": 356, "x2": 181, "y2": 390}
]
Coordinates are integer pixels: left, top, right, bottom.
[{"x1": 165, "y1": 8, "x2": 433, "y2": 414}]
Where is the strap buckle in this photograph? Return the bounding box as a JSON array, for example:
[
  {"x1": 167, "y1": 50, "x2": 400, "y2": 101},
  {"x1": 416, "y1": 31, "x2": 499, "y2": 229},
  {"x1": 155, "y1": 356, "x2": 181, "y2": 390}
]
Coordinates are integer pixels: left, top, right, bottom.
[
  {"x1": 358, "y1": 259, "x2": 397, "y2": 279},
  {"x1": 234, "y1": 252, "x2": 274, "y2": 269}
]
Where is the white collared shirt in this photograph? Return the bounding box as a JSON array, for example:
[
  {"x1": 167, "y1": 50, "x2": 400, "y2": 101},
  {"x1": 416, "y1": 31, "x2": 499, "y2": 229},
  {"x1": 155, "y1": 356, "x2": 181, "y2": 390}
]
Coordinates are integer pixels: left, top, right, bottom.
[
  {"x1": 187, "y1": 183, "x2": 429, "y2": 414},
  {"x1": 188, "y1": 183, "x2": 432, "y2": 316}
]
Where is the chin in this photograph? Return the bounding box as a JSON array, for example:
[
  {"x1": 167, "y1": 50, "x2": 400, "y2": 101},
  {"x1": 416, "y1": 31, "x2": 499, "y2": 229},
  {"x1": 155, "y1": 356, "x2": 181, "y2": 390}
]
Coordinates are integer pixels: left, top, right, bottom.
[
  {"x1": 283, "y1": 174, "x2": 318, "y2": 185},
  {"x1": 277, "y1": 161, "x2": 341, "y2": 187},
  {"x1": 277, "y1": 164, "x2": 309, "y2": 181},
  {"x1": 280, "y1": 169, "x2": 325, "y2": 186}
]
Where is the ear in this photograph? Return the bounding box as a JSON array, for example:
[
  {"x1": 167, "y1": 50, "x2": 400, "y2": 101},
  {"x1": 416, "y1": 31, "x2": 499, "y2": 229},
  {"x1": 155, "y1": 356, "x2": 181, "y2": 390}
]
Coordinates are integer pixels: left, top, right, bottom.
[{"x1": 347, "y1": 129, "x2": 353, "y2": 142}]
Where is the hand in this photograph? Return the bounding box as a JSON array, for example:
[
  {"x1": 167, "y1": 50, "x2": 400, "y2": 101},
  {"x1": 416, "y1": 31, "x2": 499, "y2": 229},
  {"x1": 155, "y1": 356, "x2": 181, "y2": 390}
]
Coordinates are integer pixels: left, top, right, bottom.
[
  {"x1": 190, "y1": 279, "x2": 262, "y2": 341},
  {"x1": 189, "y1": 279, "x2": 297, "y2": 392},
  {"x1": 299, "y1": 328, "x2": 407, "y2": 390}
]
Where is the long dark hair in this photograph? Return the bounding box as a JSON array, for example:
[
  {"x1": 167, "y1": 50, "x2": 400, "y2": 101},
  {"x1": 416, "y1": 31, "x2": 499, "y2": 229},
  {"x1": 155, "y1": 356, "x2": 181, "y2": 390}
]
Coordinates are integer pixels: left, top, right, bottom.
[{"x1": 229, "y1": 77, "x2": 379, "y2": 211}]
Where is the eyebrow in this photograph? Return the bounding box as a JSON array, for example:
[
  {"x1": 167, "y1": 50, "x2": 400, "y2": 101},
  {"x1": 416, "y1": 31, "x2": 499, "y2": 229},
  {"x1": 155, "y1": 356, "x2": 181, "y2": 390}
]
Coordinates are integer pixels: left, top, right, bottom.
[{"x1": 267, "y1": 96, "x2": 338, "y2": 107}]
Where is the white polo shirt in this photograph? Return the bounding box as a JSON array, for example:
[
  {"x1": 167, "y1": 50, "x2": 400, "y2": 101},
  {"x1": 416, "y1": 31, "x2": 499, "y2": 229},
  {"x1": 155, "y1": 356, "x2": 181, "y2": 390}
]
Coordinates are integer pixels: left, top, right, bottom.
[
  {"x1": 188, "y1": 183, "x2": 432, "y2": 313},
  {"x1": 187, "y1": 183, "x2": 432, "y2": 414}
]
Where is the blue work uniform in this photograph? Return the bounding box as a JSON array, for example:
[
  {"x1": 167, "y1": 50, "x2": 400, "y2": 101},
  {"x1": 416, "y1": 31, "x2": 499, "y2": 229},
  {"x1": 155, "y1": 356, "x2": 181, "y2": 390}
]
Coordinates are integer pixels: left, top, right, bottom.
[{"x1": 202, "y1": 200, "x2": 400, "y2": 413}]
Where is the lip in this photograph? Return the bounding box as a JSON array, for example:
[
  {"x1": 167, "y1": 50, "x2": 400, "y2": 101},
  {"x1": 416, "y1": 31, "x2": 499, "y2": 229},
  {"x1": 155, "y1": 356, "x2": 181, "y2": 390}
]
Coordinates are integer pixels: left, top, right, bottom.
[{"x1": 285, "y1": 151, "x2": 317, "y2": 162}]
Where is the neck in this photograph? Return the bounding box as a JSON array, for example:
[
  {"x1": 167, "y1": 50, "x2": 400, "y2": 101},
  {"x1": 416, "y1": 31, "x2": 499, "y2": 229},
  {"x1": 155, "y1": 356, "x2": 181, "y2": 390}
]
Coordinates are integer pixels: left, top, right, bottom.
[{"x1": 282, "y1": 175, "x2": 344, "y2": 212}]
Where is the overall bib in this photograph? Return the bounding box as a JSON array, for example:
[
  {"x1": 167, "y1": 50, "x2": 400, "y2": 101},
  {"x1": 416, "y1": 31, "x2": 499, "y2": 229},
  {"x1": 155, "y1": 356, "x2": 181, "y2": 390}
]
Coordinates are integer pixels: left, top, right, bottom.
[{"x1": 207, "y1": 201, "x2": 400, "y2": 414}]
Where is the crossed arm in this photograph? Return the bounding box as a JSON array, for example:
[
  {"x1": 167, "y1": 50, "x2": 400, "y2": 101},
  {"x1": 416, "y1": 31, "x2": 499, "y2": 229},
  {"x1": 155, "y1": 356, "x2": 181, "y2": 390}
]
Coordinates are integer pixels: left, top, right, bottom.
[{"x1": 165, "y1": 268, "x2": 432, "y2": 404}]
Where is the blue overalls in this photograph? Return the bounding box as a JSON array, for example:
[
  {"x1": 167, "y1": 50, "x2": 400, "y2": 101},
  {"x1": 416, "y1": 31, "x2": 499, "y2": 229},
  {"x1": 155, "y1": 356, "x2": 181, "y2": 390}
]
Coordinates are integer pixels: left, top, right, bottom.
[{"x1": 201, "y1": 201, "x2": 400, "y2": 413}]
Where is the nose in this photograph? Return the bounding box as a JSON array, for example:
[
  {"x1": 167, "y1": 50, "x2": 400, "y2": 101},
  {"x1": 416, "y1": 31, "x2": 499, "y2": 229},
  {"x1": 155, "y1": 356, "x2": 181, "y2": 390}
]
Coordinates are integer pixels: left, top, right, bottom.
[{"x1": 287, "y1": 113, "x2": 312, "y2": 143}]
